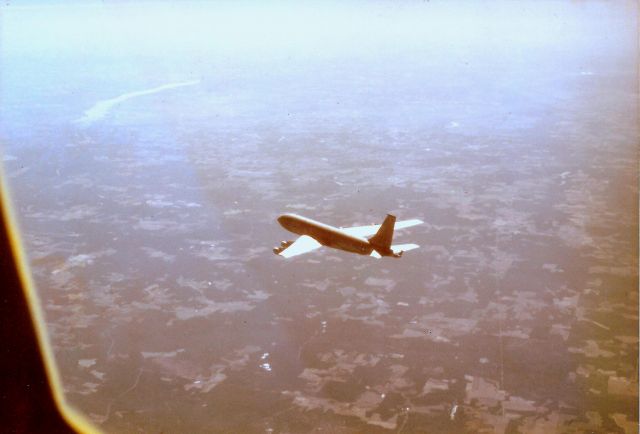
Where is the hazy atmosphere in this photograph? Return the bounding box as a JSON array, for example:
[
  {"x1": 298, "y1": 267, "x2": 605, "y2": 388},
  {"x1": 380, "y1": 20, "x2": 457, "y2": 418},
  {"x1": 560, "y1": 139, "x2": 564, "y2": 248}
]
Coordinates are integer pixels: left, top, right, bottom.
[{"x1": 1, "y1": 1, "x2": 638, "y2": 432}]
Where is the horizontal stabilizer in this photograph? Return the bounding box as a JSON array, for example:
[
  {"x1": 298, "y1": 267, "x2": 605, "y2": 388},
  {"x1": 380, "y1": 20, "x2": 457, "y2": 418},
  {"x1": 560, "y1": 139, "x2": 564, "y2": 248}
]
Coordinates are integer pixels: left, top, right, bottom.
[
  {"x1": 391, "y1": 243, "x2": 419, "y2": 254},
  {"x1": 395, "y1": 219, "x2": 424, "y2": 230}
]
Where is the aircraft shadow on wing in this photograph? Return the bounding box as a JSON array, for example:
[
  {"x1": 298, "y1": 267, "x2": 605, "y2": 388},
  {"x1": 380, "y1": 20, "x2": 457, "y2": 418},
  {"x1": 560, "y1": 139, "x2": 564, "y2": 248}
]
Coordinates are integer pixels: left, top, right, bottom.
[{"x1": 273, "y1": 213, "x2": 423, "y2": 259}]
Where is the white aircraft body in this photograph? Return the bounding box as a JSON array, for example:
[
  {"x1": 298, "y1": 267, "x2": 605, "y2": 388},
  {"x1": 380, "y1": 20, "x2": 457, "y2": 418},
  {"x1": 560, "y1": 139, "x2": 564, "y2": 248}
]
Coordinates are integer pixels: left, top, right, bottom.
[{"x1": 274, "y1": 213, "x2": 423, "y2": 259}]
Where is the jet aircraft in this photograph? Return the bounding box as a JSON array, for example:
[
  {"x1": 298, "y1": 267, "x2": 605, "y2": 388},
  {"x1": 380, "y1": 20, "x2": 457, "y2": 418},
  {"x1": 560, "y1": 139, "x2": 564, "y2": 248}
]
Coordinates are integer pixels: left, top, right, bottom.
[{"x1": 274, "y1": 213, "x2": 423, "y2": 258}]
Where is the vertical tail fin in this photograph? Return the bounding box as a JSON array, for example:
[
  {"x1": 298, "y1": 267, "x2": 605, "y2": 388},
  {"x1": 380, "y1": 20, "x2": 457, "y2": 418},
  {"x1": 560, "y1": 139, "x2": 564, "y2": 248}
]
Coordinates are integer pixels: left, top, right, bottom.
[{"x1": 369, "y1": 214, "x2": 395, "y2": 249}]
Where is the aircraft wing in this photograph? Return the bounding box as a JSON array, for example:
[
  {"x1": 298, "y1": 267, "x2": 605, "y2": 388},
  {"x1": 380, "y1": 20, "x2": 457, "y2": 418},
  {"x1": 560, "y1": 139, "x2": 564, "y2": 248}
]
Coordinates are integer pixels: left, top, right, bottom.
[
  {"x1": 278, "y1": 235, "x2": 322, "y2": 258},
  {"x1": 341, "y1": 219, "x2": 423, "y2": 238}
]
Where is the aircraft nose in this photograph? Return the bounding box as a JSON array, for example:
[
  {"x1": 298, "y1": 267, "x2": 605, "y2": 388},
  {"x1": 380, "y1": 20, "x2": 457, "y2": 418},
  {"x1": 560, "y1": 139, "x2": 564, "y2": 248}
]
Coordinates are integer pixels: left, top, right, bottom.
[
  {"x1": 277, "y1": 214, "x2": 295, "y2": 230},
  {"x1": 277, "y1": 215, "x2": 288, "y2": 226}
]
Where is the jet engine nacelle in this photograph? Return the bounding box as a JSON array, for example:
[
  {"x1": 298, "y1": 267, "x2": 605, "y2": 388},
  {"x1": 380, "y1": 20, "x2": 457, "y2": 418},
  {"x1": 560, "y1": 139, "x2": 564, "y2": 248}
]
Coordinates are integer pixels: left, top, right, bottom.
[{"x1": 273, "y1": 240, "x2": 294, "y2": 255}]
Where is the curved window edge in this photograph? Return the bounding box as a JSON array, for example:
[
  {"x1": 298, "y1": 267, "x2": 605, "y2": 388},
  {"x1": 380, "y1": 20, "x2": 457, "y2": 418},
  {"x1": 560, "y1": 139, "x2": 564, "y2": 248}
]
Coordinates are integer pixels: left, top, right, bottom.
[{"x1": 0, "y1": 166, "x2": 100, "y2": 433}]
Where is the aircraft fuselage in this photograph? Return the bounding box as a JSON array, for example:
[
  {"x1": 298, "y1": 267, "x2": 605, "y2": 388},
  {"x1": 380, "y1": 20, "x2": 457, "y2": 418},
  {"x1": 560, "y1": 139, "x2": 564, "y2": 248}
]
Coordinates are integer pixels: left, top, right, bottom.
[{"x1": 277, "y1": 213, "x2": 373, "y2": 255}]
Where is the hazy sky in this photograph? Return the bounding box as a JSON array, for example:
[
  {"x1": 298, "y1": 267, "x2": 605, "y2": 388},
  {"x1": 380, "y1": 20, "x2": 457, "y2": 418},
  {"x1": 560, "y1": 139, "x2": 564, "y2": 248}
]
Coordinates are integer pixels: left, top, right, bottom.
[{"x1": 2, "y1": 1, "x2": 636, "y2": 64}]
